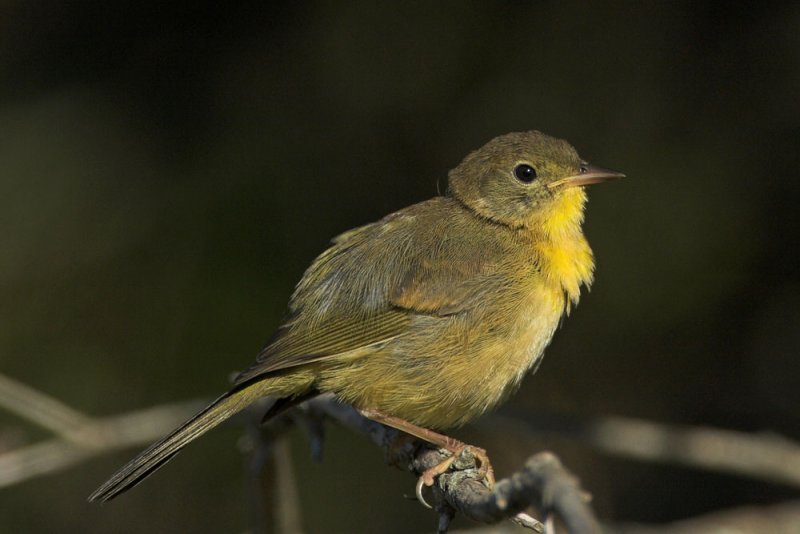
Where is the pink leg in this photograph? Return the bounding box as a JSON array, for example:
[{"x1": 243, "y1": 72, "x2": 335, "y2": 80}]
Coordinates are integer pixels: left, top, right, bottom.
[{"x1": 359, "y1": 408, "x2": 495, "y2": 506}]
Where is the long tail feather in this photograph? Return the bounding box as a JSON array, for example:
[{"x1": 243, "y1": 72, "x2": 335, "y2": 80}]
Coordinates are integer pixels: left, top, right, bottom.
[{"x1": 88, "y1": 381, "x2": 273, "y2": 502}]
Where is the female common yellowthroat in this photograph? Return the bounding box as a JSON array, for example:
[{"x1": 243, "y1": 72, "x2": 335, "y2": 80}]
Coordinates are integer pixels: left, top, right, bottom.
[{"x1": 89, "y1": 130, "x2": 623, "y2": 502}]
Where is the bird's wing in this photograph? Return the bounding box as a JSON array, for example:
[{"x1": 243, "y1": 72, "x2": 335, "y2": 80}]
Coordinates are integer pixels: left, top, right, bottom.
[{"x1": 233, "y1": 199, "x2": 504, "y2": 385}]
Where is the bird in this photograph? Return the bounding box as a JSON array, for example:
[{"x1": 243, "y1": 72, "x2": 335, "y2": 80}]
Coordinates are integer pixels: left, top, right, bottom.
[{"x1": 88, "y1": 130, "x2": 623, "y2": 503}]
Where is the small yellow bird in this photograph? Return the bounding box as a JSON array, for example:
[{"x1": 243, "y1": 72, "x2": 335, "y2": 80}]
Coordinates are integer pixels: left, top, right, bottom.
[{"x1": 89, "y1": 130, "x2": 623, "y2": 502}]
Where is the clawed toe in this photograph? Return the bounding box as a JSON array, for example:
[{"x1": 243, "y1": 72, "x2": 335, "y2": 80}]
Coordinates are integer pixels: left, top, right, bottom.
[
  {"x1": 416, "y1": 476, "x2": 432, "y2": 509},
  {"x1": 355, "y1": 408, "x2": 494, "y2": 508},
  {"x1": 414, "y1": 446, "x2": 495, "y2": 507},
  {"x1": 470, "y1": 446, "x2": 495, "y2": 488}
]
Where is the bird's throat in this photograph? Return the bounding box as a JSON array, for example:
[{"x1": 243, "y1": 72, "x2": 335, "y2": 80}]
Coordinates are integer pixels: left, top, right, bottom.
[{"x1": 531, "y1": 188, "x2": 595, "y2": 307}]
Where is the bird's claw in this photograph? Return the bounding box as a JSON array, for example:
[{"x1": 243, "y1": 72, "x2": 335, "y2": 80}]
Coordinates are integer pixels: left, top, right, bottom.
[
  {"x1": 415, "y1": 454, "x2": 456, "y2": 508},
  {"x1": 416, "y1": 476, "x2": 433, "y2": 509},
  {"x1": 414, "y1": 446, "x2": 496, "y2": 508}
]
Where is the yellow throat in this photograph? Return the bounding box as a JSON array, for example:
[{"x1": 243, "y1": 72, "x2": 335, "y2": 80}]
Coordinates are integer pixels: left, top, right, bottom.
[{"x1": 531, "y1": 187, "x2": 595, "y2": 308}]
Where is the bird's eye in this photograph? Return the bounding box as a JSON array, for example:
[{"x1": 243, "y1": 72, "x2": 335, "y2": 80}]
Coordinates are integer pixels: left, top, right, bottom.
[
  {"x1": 579, "y1": 164, "x2": 588, "y2": 174},
  {"x1": 514, "y1": 164, "x2": 537, "y2": 183}
]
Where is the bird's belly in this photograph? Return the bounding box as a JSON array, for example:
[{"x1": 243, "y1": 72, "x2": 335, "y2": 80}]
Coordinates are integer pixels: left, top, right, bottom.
[
  {"x1": 323, "y1": 283, "x2": 566, "y2": 429},
  {"x1": 455, "y1": 284, "x2": 566, "y2": 418}
]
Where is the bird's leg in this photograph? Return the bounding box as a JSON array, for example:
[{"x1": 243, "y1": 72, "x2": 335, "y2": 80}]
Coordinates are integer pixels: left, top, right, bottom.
[{"x1": 358, "y1": 408, "x2": 495, "y2": 506}]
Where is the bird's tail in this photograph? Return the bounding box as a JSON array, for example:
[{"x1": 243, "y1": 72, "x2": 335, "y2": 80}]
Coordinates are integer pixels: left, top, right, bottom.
[{"x1": 88, "y1": 379, "x2": 279, "y2": 503}]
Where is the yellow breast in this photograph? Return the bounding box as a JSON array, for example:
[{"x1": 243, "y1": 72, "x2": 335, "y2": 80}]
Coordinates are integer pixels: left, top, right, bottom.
[{"x1": 444, "y1": 191, "x2": 597, "y2": 418}]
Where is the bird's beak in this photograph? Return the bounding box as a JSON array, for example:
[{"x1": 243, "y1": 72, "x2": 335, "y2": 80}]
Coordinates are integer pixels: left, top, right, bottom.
[{"x1": 547, "y1": 164, "x2": 625, "y2": 189}]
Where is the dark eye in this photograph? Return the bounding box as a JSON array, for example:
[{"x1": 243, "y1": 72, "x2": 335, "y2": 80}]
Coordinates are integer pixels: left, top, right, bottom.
[{"x1": 514, "y1": 164, "x2": 537, "y2": 183}]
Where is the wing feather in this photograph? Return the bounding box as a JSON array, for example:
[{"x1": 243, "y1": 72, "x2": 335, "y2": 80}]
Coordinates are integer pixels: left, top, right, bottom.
[{"x1": 234, "y1": 198, "x2": 510, "y2": 385}]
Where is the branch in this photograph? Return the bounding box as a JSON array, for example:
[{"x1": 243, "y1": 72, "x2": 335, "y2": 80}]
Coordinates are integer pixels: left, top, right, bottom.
[
  {"x1": 5, "y1": 372, "x2": 800, "y2": 533},
  {"x1": 487, "y1": 413, "x2": 800, "y2": 490},
  {"x1": 0, "y1": 373, "x2": 203, "y2": 488},
  {"x1": 302, "y1": 396, "x2": 599, "y2": 533},
  {"x1": 239, "y1": 403, "x2": 304, "y2": 534},
  {"x1": 451, "y1": 500, "x2": 800, "y2": 534},
  {"x1": 613, "y1": 499, "x2": 800, "y2": 534},
  {"x1": 0, "y1": 373, "x2": 95, "y2": 438},
  {"x1": 435, "y1": 450, "x2": 596, "y2": 533},
  {"x1": 586, "y1": 416, "x2": 800, "y2": 490}
]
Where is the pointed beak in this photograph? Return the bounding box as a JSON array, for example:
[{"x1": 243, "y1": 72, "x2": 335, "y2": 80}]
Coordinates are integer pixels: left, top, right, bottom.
[{"x1": 547, "y1": 164, "x2": 626, "y2": 189}]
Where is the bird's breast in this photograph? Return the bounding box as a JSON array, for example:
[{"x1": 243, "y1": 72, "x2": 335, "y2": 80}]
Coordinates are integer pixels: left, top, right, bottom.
[{"x1": 489, "y1": 280, "x2": 567, "y2": 396}]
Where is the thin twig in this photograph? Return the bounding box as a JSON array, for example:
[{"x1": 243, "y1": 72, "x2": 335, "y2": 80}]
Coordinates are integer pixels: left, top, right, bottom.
[
  {"x1": 430, "y1": 451, "x2": 595, "y2": 533},
  {"x1": 273, "y1": 435, "x2": 303, "y2": 534},
  {"x1": 0, "y1": 395, "x2": 202, "y2": 488},
  {"x1": 0, "y1": 373, "x2": 95, "y2": 440},
  {"x1": 452, "y1": 499, "x2": 800, "y2": 533},
  {"x1": 5, "y1": 373, "x2": 800, "y2": 533},
  {"x1": 240, "y1": 408, "x2": 304, "y2": 534},
  {"x1": 488, "y1": 413, "x2": 800, "y2": 490},
  {"x1": 302, "y1": 396, "x2": 595, "y2": 533},
  {"x1": 612, "y1": 499, "x2": 800, "y2": 534},
  {"x1": 587, "y1": 416, "x2": 800, "y2": 490}
]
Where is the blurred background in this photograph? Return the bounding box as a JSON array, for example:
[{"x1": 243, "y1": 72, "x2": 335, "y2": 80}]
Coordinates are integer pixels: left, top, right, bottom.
[{"x1": 2, "y1": 1, "x2": 799, "y2": 532}]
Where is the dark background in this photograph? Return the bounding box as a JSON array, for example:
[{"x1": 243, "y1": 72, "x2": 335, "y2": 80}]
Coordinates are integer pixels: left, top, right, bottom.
[{"x1": 2, "y1": 1, "x2": 799, "y2": 532}]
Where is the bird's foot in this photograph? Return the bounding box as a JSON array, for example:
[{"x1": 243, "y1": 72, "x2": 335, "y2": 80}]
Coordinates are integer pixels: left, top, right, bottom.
[
  {"x1": 356, "y1": 408, "x2": 494, "y2": 507},
  {"x1": 416, "y1": 444, "x2": 495, "y2": 508}
]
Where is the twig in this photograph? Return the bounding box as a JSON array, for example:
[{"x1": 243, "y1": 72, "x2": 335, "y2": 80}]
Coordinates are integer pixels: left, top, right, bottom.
[
  {"x1": 587, "y1": 416, "x2": 800, "y2": 490},
  {"x1": 0, "y1": 400, "x2": 203, "y2": 488},
  {"x1": 451, "y1": 500, "x2": 800, "y2": 534},
  {"x1": 241, "y1": 409, "x2": 276, "y2": 534},
  {"x1": 0, "y1": 372, "x2": 203, "y2": 489},
  {"x1": 488, "y1": 413, "x2": 800, "y2": 490},
  {"x1": 612, "y1": 499, "x2": 800, "y2": 534},
  {"x1": 240, "y1": 403, "x2": 304, "y2": 534},
  {"x1": 272, "y1": 435, "x2": 303, "y2": 534},
  {"x1": 303, "y1": 396, "x2": 598, "y2": 533},
  {"x1": 0, "y1": 373, "x2": 95, "y2": 440},
  {"x1": 430, "y1": 451, "x2": 595, "y2": 533},
  {"x1": 6, "y1": 373, "x2": 800, "y2": 533}
]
